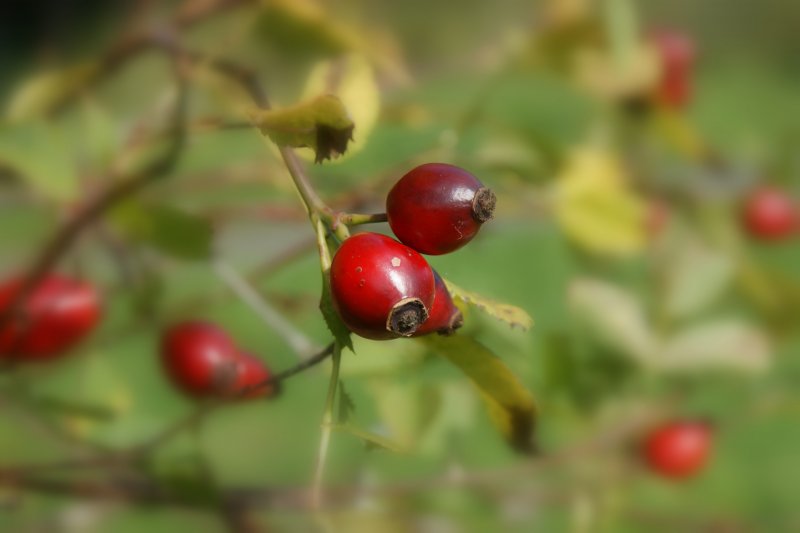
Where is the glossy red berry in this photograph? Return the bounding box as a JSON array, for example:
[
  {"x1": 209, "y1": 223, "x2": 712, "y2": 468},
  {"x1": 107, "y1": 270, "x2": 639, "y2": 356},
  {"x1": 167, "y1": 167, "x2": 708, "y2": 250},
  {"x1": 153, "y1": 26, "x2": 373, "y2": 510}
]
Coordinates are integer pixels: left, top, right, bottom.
[
  {"x1": 413, "y1": 271, "x2": 463, "y2": 337},
  {"x1": 330, "y1": 232, "x2": 435, "y2": 340},
  {"x1": 742, "y1": 186, "x2": 798, "y2": 241},
  {"x1": 386, "y1": 163, "x2": 496, "y2": 255},
  {"x1": 651, "y1": 30, "x2": 695, "y2": 109},
  {"x1": 642, "y1": 420, "x2": 712, "y2": 479},
  {"x1": 231, "y1": 352, "x2": 277, "y2": 399},
  {"x1": 0, "y1": 275, "x2": 101, "y2": 360},
  {"x1": 160, "y1": 321, "x2": 240, "y2": 398}
]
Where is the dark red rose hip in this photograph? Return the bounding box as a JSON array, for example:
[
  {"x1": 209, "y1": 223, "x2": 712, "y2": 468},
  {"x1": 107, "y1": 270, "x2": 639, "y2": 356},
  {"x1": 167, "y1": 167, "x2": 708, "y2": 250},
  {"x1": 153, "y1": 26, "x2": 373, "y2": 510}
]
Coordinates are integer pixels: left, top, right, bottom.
[
  {"x1": 330, "y1": 232, "x2": 435, "y2": 340},
  {"x1": 413, "y1": 270, "x2": 463, "y2": 337},
  {"x1": 0, "y1": 274, "x2": 101, "y2": 360},
  {"x1": 387, "y1": 163, "x2": 496, "y2": 255}
]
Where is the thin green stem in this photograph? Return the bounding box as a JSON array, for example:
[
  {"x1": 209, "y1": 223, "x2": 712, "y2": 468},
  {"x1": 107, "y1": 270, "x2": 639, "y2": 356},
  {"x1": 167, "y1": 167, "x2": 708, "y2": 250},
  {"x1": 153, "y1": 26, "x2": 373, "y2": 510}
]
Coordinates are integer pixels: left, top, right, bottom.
[
  {"x1": 313, "y1": 215, "x2": 333, "y2": 271},
  {"x1": 279, "y1": 147, "x2": 332, "y2": 219},
  {"x1": 212, "y1": 259, "x2": 318, "y2": 359},
  {"x1": 337, "y1": 212, "x2": 388, "y2": 226},
  {"x1": 310, "y1": 342, "x2": 341, "y2": 510}
]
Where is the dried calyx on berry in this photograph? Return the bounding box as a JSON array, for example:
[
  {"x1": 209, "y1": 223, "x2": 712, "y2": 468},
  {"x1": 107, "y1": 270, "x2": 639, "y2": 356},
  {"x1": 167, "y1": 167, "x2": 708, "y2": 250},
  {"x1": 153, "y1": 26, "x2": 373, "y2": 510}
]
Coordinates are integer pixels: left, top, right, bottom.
[{"x1": 330, "y1": 232, "x2": 436, "y2": 340}]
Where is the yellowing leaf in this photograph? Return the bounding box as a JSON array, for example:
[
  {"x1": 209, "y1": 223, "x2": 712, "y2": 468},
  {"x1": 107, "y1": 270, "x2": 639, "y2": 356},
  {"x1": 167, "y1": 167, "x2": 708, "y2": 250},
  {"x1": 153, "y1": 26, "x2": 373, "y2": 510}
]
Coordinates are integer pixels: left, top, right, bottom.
[
  {"x1": 653, "y1": 110, "x2": 708, "y2": 161},
  {"x1": 0, "y1": 121, "x2": 78, "y2": 201},
  {"x1": 444, "y1": 279, "x2": 533, "y2": 331},
  {"x1": 6, "y1": 62, "x2": 101, "y2": 121},
  {"x1": 299, "y1": 54, "x2": 381, "y2": 161},
  {"x1": 252, "y1": 94, "x2": 354, "y2": 162},
  {"x1": 554, "y1": 147, "x2": 647, "y2": 255},
  {"x1": 257, "y1": 0, "x2": 360, "y2": 57},
  {"x1": 423, "y1": 335, "x2": 537, "y2": 454}
]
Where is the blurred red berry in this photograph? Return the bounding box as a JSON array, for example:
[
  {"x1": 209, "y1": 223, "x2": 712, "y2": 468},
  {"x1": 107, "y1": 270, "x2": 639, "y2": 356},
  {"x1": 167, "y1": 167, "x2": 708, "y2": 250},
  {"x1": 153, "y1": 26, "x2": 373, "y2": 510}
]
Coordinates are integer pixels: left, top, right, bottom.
[
  {"x1": 651, "y1": 30, "x2": 695, "y2": 109},
  {"x1": 0, "y1": 275, "x2": 101, "y2": 360},
  {"x1": 160, "y1": 321, "x2": 240, "y2": 398},
  {"x1": 642, "y1": 420, "x2": 712, "y2": 479},
  {"x1": 742, "y1": 186, "x2": 798, "y2": 241},
  {"x1": 645, "y1": 198, "x2": 671, "y2": 239},
  {"x1": 232, "y1": 352, "x2": 277, "y2": 399}
]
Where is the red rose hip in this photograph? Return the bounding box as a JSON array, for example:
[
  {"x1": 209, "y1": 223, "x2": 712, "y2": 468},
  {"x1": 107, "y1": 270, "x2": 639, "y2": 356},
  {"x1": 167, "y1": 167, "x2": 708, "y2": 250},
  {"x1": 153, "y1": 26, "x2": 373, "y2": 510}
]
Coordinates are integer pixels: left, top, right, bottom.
[
  {"x1": 160, "y1": 321, "x2": 240, "y2": 397},
  {"x1": 741, "y1": 186, "x2": 797, "y2": 241},
  {"x1": 413, "y1": 271, "x2": 463, "y2": 337},
  {"x1": 0, "y1": 274, "x2": 101, "y2": 360},
  {"x1": 642, "y1": 420, "x2": 712, "y2": 479},
  {"x1": 387, "y1": 163, "x2": 496, "y2": 255},
  {"x1": 651, "y1": 30, "x2": 695, "y2": 109},
  {"x1": 330, "y1": 232, "x2": 435, "y2": 340},
  {"x1": 232, "y1": 352, "x2": 277, "y2": 399}
]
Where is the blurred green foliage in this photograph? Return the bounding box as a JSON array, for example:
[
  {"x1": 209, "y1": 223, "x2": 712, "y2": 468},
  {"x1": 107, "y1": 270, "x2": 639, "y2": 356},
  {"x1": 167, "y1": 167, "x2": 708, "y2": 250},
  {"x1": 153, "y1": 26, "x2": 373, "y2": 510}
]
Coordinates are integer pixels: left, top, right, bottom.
[{"x1": 1, "y1": 0, "x2": 799, "y2": 531}]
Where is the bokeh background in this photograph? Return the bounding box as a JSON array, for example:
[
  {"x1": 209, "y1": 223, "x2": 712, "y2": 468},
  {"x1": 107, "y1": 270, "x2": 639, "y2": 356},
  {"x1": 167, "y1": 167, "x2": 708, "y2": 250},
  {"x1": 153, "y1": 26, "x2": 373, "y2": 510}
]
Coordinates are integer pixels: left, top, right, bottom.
[{"x1": 1, "y1": 0, "x2": 799, "y2": 531}]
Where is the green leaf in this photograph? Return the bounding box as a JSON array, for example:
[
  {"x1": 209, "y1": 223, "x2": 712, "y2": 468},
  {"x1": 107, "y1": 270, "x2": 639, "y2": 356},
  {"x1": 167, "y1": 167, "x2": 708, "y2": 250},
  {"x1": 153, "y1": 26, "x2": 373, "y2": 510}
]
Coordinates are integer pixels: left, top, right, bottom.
[
  {"x1": 422, "y1": 335, "x2": 538, "y2": 454},
  {"x1": 657, "y1": 319, "x2": 771, "y2": 374},
  {"x1": 368, "y1": 380, "x2": 441, "y2": 450},
  {"x1": 337, "y1": 379, "x2": 356, "y2": 424},
  {"x1": 444, "y1": 278, "x2": 533, "y2": 331},
  {"x1": 5, "y1": 62, "x2": 101, "y2": 121},
  {"x1": 35, "y1": 350, "x2": 133, "y2": 443},
  {"x1": 253, "y1": 94, "x2": 354, "y2": 163},
  {"x1": 662, "y1": 238, "x2": 735, "y2": 320},
  {"x1": 603, "y1": 0, "x2": 639, "y2": 74},
  {"x1": 319, "y1": 271, "x2": 353, "y2": 351},
  {"x1": 328, "y1": 423, "x2": 409, "y2": 453},
  {"x1": 568, "y1": 278, "x2": 656, "y2": 363},
  {"x1": 111, "y1": 202, "x2": 214, "y2": 261},
  {"x1": 143, "y1": 451, "x2": 220, "y2": 506},
  {"x1": 0, "y1": 121, "x2": 78, "y2": 200},
  {"x1": 482, "y1": 73, "x2": 594, "y2": 157},
  {"x1": 25, "y1": 395, "x2": 117, "y2": 422},
  {"x1": 253, "y1": 0, "x2": 355, "y2": 60},
  {"x1": 78, "y1": 97, "x2": 118, "y2": 168}
]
